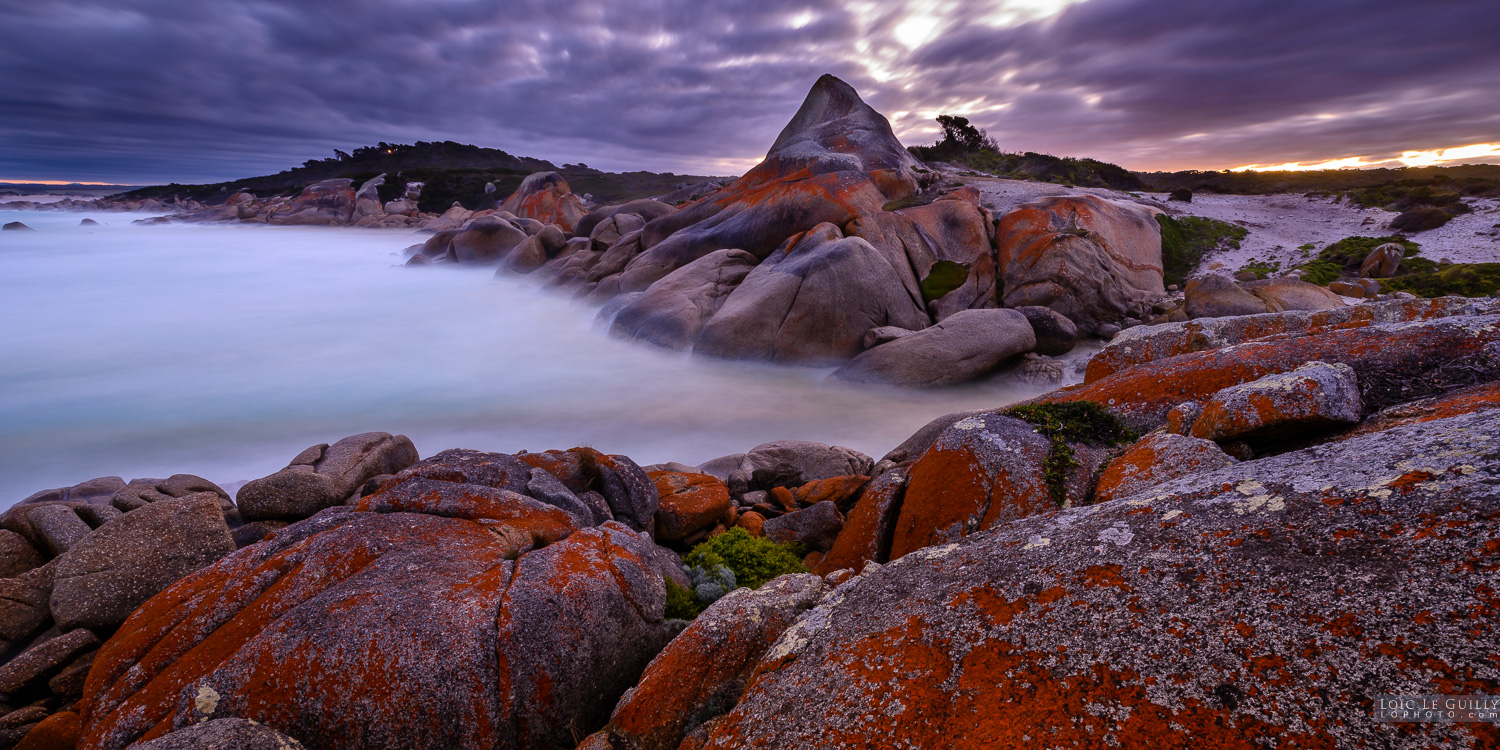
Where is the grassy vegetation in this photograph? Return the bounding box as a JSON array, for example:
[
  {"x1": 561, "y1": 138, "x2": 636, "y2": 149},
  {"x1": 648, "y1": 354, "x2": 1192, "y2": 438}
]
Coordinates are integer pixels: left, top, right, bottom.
[
  {"x1": 1237, "y1": 259, "x2": 1282, "y2": 280},
  {"x1": 1139, "y1": 164, "x2": 1500, "y2": 196},
  {"x1": 920, "y1": 261, "x2": 971, "y2": 303},
  {"x1": 666, "y1": 527, "x2": 809, "y2": 621},
  {"x1": 664, "y1": 578, "x2": 705, "y2": 620},
  {"x1": 1156, "y1": 215, "x2": 1249, "y2": 286},
  {"x1": 907, "y1": 114, "x2": 1141, "y2": 190},
  {"x1": 1381, "y1": 263, "x2": 1500, "y2": 298},
  {"x1": 1003, "y1": 402, "x2": 1137, "y2": 507},
  {"x1": 1296, "y1": 236, "x2": 1421, "y2": 285}
]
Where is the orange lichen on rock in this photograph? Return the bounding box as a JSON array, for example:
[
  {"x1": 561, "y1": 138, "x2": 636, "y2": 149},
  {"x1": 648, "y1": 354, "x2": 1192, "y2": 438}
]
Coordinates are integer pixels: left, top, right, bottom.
[
  {"x1": 649, "y1": 471, "x2": 732, "y2": 542},
  {"x1": 78, "y1": 509, "x2": 674, "y2": 750},
  {"x1": 697, "y1": 408, "x2": 1500, "y2": 750},
  {"x1": 815, "y1": 469, "x2": 906, "y2": 575},
  {"x1": 1037, "y1": 315, "x2": 1500, "y2": 431},
  {"x1": 791, "y1": 475, "x2": 869, "y2": 509},
  {"x1": 1094, "y1": 432, "x2": 1237, "y2": 503},
  {"x1": 888, "y1": 414, "x2": 1056, "y2": 560},
  {"x1": 1086, "y1": 296, "x2": 1500, "y2": 383}
]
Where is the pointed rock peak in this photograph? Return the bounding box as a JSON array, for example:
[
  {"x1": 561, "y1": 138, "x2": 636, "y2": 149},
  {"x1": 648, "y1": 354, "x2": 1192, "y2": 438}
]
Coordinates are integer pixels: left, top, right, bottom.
[{"x1": 757, "y1": 74, "x2": 920, "y2": 180}]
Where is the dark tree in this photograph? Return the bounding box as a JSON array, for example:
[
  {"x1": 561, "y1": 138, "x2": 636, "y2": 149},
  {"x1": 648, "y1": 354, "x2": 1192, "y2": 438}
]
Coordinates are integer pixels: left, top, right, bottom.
[{"x1": 935, "y1": 115, "x2": 997, "y2": 152}]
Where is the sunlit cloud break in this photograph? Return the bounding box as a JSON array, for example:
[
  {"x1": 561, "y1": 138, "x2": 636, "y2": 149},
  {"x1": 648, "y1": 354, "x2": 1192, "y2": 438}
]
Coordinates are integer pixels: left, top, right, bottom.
[{"x1": 1233, "y1": 142, "x2": 1500, "y2": 172}]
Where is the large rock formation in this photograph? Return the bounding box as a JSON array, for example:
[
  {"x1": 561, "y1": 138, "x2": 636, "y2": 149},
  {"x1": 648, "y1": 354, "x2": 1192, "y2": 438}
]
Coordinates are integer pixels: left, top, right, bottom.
[
  {"x1": 612, "y1": 75, "x2": 923, "y2": 295},
  {"x1": 997, "y1": 194, "x2": 1164, "y2": 333},
  {"x1": 499, "y1": 172, "x2": 588, "y2": 233},
  {"x1": 693, "y1": 224, "x2": 930, "y2": 363},
  {"x1": 263, "y1": 179, "x2": 356, "y2": 226}
]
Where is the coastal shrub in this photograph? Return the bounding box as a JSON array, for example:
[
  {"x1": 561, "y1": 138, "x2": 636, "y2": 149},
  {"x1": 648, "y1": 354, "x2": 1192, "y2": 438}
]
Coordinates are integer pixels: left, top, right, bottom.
[
  {"x1": 664, "y1": 578, "x2": 704, "y2": 620},
  {"x1": 1168, "y1": 188, "x2": 1192, "y2": 202},
  {"x1": 1390, "y1": 206, "x2": 1453, "y2": 233},
  {"x1": 1238, "y1": 260, "x2": 1281, "y2": 280},
  {"x1": 1381, "y1": 263, "x2": 1500, "y2": 298},
  {"x1": 1297, "y1": 236, "x2": 1421, "y2": 285},
  {"x1": 920, "y1": 261, "x2": 971, "y2": 303},
  {"x1": 1156, "y1": 214, "x2": 1249, "y2": 287},
  {"x1": 1004, "y1": 402, "x2": 1137, "y2": 507},
  {"x1": 684, "y1": 528, "x2": 807, "y2": 591}
]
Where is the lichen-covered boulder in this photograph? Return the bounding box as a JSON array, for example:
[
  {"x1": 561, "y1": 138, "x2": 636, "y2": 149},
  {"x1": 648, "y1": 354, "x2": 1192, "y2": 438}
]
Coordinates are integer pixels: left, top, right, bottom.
[
  {"x1": 609, "y1": 249, "x2": 759, "y2": 350},
  {"x1": 579, "y1": 574, "x2": 828, "y2": 750},
  {"x1": 1084, "y1": 296, "x2": 1500, "y2": 383},
  {"x1": 499, "y1": 172, "x2": 588, "y2": 233},
  {"x1": 515, "y1": 447, "x2": 658, "y2": 532},
  {"x1": 1189, "y1": 360, "x2": 1363, "y2": 443},
  {"x1": 997, "y1": 194, "x2": 1164, "y2": 333},
  {"x1": 51, "y1": 494, "x2": 236, "y2": 631},
  {"x1": 651, "y1": 472, "x2": 732, "y2": 543},
  {"x1": 1040, "y1": 314, "x2": 1500, "y2": 431},
  {"x1": 887, "y1": 414, "x2": 1054, "y2": 560},
  {"x1": 77, "y1": 505, "x2": 677, "y2": 750},
  {"x1": 694, "y1": 224, "x2": 930, "y2": 364},
  {"x1": 814, "y1": 469, "x2": 906, "y2": 575},
  {"x1": 1093, "y1": 431, "x2": 1237, "y2": 503},
  {"x1": 699, "y1": 408, "x2": 1500, "y2": 750},
  {"x1": 614, "y1": 75, "x2": 921, "y2": 294},
  {"x1": 847, "y1": 188, "x2": 997, "y2": 321},
  {"x1": 831, "y1": 308, "x2": 1034, "y2": 387},
  {"x1": 236, "y1": 432, "x2": 418, "y2": 522}
]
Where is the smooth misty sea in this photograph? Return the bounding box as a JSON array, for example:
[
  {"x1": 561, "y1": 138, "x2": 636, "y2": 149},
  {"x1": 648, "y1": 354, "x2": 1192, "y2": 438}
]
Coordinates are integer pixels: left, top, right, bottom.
[{"x1": 0, "y1": 209, "x2": 1047, "y2": 505}]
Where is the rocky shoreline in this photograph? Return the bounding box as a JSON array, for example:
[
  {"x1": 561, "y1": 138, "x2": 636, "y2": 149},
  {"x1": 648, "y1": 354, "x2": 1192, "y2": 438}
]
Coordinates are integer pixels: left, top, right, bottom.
[{"x1": 0, "y1": 291, "x2": 1495, "y2": 749}]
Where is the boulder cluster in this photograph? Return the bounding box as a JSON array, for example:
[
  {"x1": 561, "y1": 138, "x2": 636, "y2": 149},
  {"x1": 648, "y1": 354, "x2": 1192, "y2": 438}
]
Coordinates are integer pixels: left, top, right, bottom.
[
  {"x1": 401, "y1": 75, "x2": 1181, "y2": 387},
  {"x1": 0, "y1": 293, "x2": 1495, "y2": 749}
]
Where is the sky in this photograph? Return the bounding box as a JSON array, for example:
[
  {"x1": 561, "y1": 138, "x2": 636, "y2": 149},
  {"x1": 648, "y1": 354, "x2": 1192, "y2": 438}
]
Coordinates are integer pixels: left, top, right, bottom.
[{"x1": 1, "y1": 0, "x2": 1497, "y2": 185}]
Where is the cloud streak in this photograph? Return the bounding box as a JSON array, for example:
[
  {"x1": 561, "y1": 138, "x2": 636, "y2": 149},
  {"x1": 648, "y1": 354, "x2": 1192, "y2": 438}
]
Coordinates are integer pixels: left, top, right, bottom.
[{"x1": 0, "y1": 0, "x2": 1495, "y2": 184}]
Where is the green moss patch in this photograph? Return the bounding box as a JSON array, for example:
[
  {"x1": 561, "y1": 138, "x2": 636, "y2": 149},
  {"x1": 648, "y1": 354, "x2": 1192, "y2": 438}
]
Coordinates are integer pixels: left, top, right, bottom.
[
  {"x1": 1381, "y1": 263, "x2": 1500, "y2": 298},
  {"x1": 920, "y1": 260, "x2": 971, "y2": 303},
  {"x1": 1004, "y1": 402, "x2": 1137, "y2": 507},
  {"x1": 1156, "y1": 214, "x2": 1249, "y2": 287}
]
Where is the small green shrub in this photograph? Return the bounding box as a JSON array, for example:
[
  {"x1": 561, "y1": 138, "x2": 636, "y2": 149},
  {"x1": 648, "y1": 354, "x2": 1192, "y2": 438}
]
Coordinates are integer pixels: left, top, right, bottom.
[
  {"x1": 1156, "y1": 215, "x2": 1249, "y2": 287},
  {"x1": 920, "y1": 260, "x2": 971, "y2": 303},
  {"x1": 664, "y1": 578, "x2": 704, "y2": 620},
  {"x1": 1004, "y1": 402, "x2": 1137, "y2": 507},
  {"x1": 1381, "y1": 263, "x2": 1500, "y2": 298},
  {"x1": 683, "y1": 528, "x2": 806, "y2": 592}
]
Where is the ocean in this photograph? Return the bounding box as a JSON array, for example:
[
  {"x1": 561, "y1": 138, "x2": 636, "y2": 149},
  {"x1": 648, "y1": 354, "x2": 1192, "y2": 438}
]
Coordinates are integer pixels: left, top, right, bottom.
[{"x1": 0, "y1": 208, "x2": 1048, "y2": 505}]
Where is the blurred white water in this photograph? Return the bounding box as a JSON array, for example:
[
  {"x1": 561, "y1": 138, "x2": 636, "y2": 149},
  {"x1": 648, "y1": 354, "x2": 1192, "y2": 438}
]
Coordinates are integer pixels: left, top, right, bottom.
[{"x1": 0, "y1": 209, "x2": 1047, "y2": 506}]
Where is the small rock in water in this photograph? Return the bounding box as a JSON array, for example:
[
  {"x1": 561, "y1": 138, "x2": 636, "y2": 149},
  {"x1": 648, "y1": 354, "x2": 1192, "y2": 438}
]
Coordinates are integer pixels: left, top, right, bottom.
[
  {"x1": 3, "y1": 221, "x2": 34, "y2": 231},
  {"x1": 79, "y1": 218, "x2": 100, "y2": 226}
]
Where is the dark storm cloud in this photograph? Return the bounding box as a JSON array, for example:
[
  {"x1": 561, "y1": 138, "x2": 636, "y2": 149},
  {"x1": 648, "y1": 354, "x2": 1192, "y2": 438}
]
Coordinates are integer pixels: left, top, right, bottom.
[{"x1": 0, "y1": 0, "x2": 1496, "y2": 183}]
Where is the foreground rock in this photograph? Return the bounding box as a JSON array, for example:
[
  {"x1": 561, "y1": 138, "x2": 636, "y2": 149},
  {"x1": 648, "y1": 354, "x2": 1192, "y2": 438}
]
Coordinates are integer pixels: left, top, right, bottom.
[
  {"x1": 580, "y1": 574, "x2": 828, "y2": 750},
  {"x1": 77, "y1": 497, "x2": 678, "y2": 750},
  {"x1": 697, "y1": 409, "x2": 1500, "y2": 749},
  {"x1": 1189, "y1": 360, "x2": 1363, "y2": 443}
]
